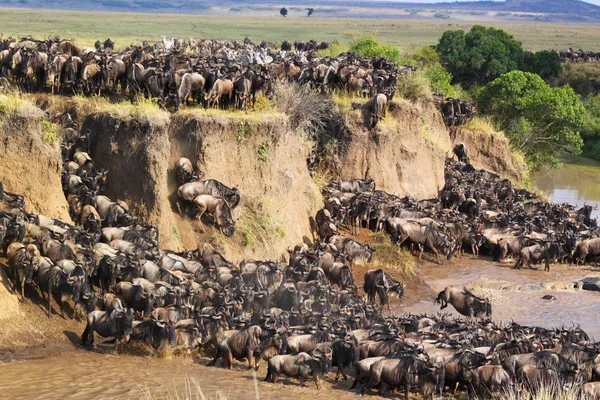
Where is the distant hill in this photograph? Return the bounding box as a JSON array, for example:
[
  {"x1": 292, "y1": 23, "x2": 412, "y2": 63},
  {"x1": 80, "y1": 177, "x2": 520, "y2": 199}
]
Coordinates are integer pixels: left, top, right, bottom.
[{"x1": 1, "y1": 0, "x2": 600, "y2": 22}]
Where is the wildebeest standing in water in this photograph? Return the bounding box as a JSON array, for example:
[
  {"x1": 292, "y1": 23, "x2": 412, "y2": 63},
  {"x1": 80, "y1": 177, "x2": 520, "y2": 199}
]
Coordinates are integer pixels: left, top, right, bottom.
[{"x1": 435, "y1": 286, "x2": 491, "y2": 319}]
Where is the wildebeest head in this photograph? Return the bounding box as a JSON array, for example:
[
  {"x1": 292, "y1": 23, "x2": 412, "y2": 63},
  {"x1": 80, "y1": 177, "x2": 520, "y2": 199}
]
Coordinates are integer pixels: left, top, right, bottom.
[
  {"x1": 67, "y1": 268, "x2": 87, "y2": 302},
  {"x1": 156, "y1": 319, "x2": 177, "y2": 345},
  {"x1": 121, "y1": 308, "x2": 135, "y2": 342}
]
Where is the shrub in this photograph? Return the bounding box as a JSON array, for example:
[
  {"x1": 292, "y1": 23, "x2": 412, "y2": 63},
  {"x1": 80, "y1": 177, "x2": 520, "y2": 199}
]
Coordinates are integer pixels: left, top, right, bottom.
[
  {"x1": 424, "y1": 64, "x2": 454, "y2": 96},
  {"x1": 41, "y1": 120, "x2": 58, "y2": 144},
  {"x1": 479, "y1": 71, "x2": 585, "y2": 169},
  {"x1": 349, "y1": 36, "x2": 409, "y2": 65},
  {"x1": 437, "y1": 25, "x2": 524, "y2": 86},
  {"x1": 257, "y1": 141, "x2": 270, "y2": 162},
  {"x1": 396, "y1": 71, "x2": 432, "y2": 103}
]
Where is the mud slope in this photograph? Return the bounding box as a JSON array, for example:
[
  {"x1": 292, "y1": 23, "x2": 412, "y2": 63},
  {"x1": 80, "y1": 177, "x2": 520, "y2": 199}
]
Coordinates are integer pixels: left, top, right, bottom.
[
  {"x1": 451, "y1": 126, "x2": 524, "y2": 181},
  {"x1": 0, "y1": 115, "x2": 69, "y2": 221},
  {"x1": 83, "y1": 111, "x2": 322, "y2": 259},
  {"x1": 337, "y1": 101, "x2": 451, "y2": 200},
  {"x1": 168, "y1": 112, "x2": 322, "y2": 259}
]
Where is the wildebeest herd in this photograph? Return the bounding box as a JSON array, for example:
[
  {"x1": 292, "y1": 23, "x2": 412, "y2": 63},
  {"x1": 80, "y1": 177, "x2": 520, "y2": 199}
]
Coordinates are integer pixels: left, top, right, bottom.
[
  {"x1": 435, "y1": 96, "x2": 476, "y2": 127},
  {"x1": 0, "y1": 35, "x2": 406, "y2": 111},
  {"x1": 3, "y1": 110, "x2": 600, "y2": 398},
  {"x1": 557, "y1": 48, "x2": 600, "y2": 63}
]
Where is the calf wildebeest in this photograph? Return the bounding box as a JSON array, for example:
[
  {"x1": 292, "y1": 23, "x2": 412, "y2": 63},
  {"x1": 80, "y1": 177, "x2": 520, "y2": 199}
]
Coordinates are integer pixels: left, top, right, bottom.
[
  {"x1": 435, "y1": 286, "x2": 492, "y2": 319},
  {"x1": 81, "y1": 308, "x2": 135, "y2": 352},
  {"x1": 363, "y1": 268, "x2": 404, "y2": 307},
  {"x1": 205, "y1": 78, "x2": 233, "y2": 108}
]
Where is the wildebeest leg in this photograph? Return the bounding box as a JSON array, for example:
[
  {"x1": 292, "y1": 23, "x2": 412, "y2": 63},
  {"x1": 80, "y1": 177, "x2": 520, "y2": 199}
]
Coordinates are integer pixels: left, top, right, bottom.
[
  {"x1": 208, "y1": 347, "x2": 220, "y2": 366},
  {"x1": 419, "y1": 244, "x2": 424, "y2": 259},
  {"x1": 47, "y1": 286, "x2": 53, "y2": 318},
  {"x1": 225, "y1": 349, "x2": 233, "y2": 369},
  {"x1": 246, "y1": 348, "x2": 254, "y2": 370}
]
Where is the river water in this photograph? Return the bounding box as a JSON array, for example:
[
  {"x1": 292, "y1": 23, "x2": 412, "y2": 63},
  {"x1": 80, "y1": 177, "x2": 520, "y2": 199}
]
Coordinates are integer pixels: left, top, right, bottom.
[{"x1": 533, "y1": 155, "x2": 600, "y2": 220}]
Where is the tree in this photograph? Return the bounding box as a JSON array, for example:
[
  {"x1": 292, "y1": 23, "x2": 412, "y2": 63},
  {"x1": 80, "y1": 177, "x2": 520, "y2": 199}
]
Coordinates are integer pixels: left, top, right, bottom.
[
  {"x1": 478, "y1": 71, "x2": 585, "y2": 169},
  {"x1": 307, "y1": 8, "x2": 314, "y2": 17},
  {"x1": 280, "y1": 7, "x2": 288, "y2": 17},
  {"x1": 521, "y1": 50, "x2": 562, "y2": 80},
  {"x1": 436, "y1": 25, "x2": 524, "y2": 86}
]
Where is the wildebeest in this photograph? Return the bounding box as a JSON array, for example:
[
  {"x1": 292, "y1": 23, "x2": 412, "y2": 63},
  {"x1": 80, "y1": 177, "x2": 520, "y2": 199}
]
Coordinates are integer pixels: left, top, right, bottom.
[
  {"x1": 178, "y1": 179, "x2": 241, "y2": 209},
  {"x1": 363, "y1": 269, "x2": 404, "y2": 307},
  {"x1": 81, "y1": 308, "x2": 135, "y2": 352},
  {"x1": 361, "y1": 356, "x2": 444, "y2": 399},
  {"x1": 208, "y1": 325, "x2": 263, "y2": 370},
  {"x1": 265, "y1": 350, "x2": 329, "y2": 388},
  {"x1": 435, "y1": 286, "x2": 492, "y2": 319},
  {"x1": 331, "y1": 335, "x2": 360, "y2": 381},
  {"x1": 130, "y1": 319, "x2": 176, "y2": 354},
  {"x1": 190, "y1": 194, "x2": 236, "y2": 237},
  {"x1": 205, "y1": 78, "x2": 233, "y2": 108}
]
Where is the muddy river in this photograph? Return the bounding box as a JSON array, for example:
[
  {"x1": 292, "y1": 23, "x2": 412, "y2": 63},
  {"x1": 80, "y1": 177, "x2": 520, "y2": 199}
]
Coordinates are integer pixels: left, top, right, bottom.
[{"x1": 533, "y1": 155, "x2": 600, "y2": 220}]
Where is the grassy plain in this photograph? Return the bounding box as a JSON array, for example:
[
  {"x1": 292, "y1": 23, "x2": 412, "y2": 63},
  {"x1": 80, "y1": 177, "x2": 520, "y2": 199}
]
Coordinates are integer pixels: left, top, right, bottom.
[{"x1": 1, "y1": 7, "x2": 600, "y2": 51}]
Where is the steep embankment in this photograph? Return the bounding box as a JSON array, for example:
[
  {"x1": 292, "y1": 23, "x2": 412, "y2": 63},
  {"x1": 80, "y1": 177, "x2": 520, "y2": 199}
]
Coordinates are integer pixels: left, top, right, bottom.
[
  {"x1": 450, "y1": 126, "x2": 525, "y2": 182},
  {"x1": 81, "y1": 110, "x2": 322, "y2": 260},
  {"x1": 337, "y1": 100, "x2": 451, "y2": 199},
  {"x1": 0, "y1": 96, "x2": 70, "y2": 221}
]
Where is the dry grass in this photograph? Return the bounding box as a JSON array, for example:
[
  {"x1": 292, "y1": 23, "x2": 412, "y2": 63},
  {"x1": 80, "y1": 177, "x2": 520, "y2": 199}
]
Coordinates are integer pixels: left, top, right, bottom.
[
  {"x1": 0, "y1": 93, "x2": 45, "y2": 121},
  {"x1": 497, "y1": 381, "x2": 586, "y2": 400},
  {"x1": 395, "y1": 71, "x2": 432, "y2": 103},
  {"x1": 369, "y1": 231, "x2": 416, "y2": 277},
  {"x1": 138, "y1": 377, "x2": 229, "y2": 400},
  {"x1": 417, "y1": 117, "x2": 450, "y2": 152},
  {"x1": 466, "y1": 116, "x2": 499, "y2": 134}
]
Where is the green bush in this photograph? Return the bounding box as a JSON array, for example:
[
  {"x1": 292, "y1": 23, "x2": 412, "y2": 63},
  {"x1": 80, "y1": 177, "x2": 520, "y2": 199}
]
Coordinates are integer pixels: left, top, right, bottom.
[
  {"x1": 424, "y1": 64, "x2": 454, "y2": 96},
  {"x1": 349, "y1": 36, "x2": 412, "y2": 65},
  {"x1": 412, "y1": 45, "x2": 440, "y2": 68},
  {"x1": 479, "y1": 71, "x2": 585, "y2": 170}
]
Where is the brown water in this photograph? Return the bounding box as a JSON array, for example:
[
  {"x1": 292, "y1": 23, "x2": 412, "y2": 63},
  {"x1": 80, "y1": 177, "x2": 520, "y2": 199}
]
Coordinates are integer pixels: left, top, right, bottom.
[
  {"x1": 403, "y1": 259, "x2": 600, "y2": 340},
  {"x1": 533, "y1": 155, "x2": 600, "y2": 220}
]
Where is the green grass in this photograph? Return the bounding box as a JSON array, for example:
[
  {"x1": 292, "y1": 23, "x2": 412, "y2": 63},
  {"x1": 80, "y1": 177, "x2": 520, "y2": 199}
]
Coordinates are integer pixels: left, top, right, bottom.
[
  {"x1": 1, "y1": 8, "x2": 600, "y2": 51},
  {"x1": 41, "y1": 120, "x2": 58, "y2": 144}
]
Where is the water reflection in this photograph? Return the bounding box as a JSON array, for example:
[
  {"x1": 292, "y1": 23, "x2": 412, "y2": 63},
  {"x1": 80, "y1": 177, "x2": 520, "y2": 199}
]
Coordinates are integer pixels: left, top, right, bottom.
[{"x1": 533, "y1": 155, "x2": 600, "y2": 220}]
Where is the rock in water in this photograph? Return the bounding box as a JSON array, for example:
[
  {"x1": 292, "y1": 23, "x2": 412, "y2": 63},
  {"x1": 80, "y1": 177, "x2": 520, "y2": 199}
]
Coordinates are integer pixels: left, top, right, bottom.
[{"x1": 581, "y1": 277, "x2": 600, "y2": 292}]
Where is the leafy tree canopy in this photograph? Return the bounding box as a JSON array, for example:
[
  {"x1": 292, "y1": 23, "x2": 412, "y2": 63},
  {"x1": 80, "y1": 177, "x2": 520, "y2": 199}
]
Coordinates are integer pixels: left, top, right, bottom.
[
  {"x1": 437, "y1": 25, "x2": 523, "y2": 86},
  {"x1": 280, "y1": 7, "x2": 288, "y2": 17},
  {"x1": 478, "y1": 71, "x2": 585, "y2": 169}
]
